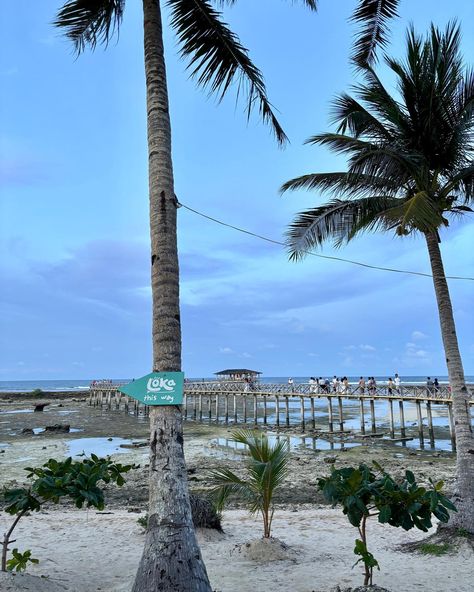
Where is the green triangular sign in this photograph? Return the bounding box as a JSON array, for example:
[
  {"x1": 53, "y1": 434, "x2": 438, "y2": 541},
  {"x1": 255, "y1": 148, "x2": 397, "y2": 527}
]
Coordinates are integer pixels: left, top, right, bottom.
[{"x1": 119, "y1": 372, "x2": 184, "y2": 405}]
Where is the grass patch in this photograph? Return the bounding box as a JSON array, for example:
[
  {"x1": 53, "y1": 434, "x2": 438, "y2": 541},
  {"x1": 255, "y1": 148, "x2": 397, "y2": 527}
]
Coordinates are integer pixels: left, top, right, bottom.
[{"x1": 419, "y1": 542, "x2": 452, "y2": 556}]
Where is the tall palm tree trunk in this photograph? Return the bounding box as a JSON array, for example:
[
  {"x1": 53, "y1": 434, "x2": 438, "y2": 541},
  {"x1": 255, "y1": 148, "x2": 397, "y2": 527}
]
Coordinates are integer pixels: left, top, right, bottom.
[
  {"x1": 132, "y1": 1, "x2": 212, "y2": 590},
  {"x1": 425, "y1": 232, "x2": 474, "y2": 533}
]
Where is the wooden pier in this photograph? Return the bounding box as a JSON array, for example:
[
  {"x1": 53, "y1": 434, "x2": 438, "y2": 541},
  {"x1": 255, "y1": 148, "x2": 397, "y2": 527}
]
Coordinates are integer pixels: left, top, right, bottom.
[{"x1": 88, "y1": 381, "x2": 474, "y2": 451}]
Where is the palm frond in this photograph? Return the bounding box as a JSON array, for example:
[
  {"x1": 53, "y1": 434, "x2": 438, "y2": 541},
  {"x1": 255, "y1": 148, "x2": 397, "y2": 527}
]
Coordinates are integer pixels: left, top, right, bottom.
[
  {"x1": 351, "y1": 0, "x2": 399, "y2": 67},
  {"x1": 280, "y1": 171, "x2": 399, "y2": 197},
  {"x1": 383, "y1": 191, "x2": 444, "y2": 233},
  {"x1": 208, "y1": 468, "x2": 255, "y2": 512},
  {"x1": 286, "y1": 196, "x2": 400, "y2": 259},
  {"x1": 54, "y1": 0, "x2": 124, "y2": 53},
  {"x1": 331, "y1": 93, "x2": 394, "y2": 140},
  {"x1": 168, "y1": 0, "x2": 287, "y2": 144}
]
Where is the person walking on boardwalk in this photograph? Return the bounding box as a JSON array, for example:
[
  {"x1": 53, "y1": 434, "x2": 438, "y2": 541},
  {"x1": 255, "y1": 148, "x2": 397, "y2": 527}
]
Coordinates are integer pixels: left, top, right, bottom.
[
  {"x1": 358, "y1": 376, "x2": 365, "y2": 395},
  {"x1": 394, "y1": 373, "x2": 401, "y2": 394},
  {"x1": 288, "y1": 377, "x2": 294, "y2": 393},
  {"x1": 342, "y1": 376, "x2": 349, "y2": 394},
  {"x1": 332, "y1": 376, "x2": 337, "y2": 393},
  {"x1": 388, "y1": 377, "x2": 394, "y2": 396},
  {"x1": 309, "y1": 377, "x2": 316, "y2": 394},
  {"x1": 426, "y1": 377, "x2": 434, "y2": 395}
]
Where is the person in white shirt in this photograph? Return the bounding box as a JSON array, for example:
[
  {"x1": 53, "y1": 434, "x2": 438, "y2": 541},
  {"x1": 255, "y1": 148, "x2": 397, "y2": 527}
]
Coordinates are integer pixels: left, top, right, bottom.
[{"x1": 394, "y1": 373, "x2": 401, "y2": 394}]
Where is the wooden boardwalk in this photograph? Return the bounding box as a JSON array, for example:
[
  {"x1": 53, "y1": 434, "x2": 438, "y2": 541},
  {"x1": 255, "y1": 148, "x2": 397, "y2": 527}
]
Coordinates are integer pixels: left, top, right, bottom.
[{"x1": 88, "y1": 381, "x2": 474, "y2": 451}]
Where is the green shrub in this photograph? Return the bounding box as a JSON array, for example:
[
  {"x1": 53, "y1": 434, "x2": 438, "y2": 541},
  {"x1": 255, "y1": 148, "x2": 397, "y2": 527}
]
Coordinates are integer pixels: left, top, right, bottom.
[
  {"x1": 318, "y1": 462, "x2": 456, "y2": 586},
  {"x1": 1, "y1": 455, "x2": 136, "y2": 572}
]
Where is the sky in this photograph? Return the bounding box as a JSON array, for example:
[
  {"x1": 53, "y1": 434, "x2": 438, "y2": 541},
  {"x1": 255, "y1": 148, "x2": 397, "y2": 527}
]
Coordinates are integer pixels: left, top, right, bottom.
[{"x1": 0, "y1": 0, "x2": 473, "y2": 381}]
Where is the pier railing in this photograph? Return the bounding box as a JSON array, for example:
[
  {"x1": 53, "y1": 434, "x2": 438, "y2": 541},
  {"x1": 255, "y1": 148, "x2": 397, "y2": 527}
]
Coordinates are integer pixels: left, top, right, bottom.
[
  {"x1": 89, "y1": 380, "x2": 469, "y2": 401},
  {"x1": 181, "y1": 381, "x2": 459, "y2": 400}
]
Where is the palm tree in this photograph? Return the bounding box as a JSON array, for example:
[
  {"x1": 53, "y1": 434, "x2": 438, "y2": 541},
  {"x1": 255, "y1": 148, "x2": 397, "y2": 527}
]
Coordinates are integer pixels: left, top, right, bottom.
[
  {"x1": 282, "y1": 22, "x2": 474, "y2": 533},
  {"x1": 54, "y1": 1, "x2": 316, "y2": 590},
  {"x1": 210, "y1": 430, "x2": 290, "y2": 538}
]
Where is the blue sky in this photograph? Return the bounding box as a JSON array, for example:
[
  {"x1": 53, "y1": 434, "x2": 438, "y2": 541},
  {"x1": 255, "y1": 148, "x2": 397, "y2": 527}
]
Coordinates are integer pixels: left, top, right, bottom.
[{"x1": 1, "y1": 0, "x2": 473, "y2": 380}]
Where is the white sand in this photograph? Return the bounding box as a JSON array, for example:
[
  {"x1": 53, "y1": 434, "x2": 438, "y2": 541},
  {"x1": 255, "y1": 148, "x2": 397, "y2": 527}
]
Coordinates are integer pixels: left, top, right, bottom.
[{"x1": 0, "y1": 506, "x2": 471, "y2": 592}]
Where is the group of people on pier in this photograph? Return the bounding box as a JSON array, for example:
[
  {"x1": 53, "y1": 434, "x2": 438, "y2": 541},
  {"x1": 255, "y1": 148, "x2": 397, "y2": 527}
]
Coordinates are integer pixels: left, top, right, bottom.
[{"x1": 304, "y1": 374, "x2": 442, "y2": 396}]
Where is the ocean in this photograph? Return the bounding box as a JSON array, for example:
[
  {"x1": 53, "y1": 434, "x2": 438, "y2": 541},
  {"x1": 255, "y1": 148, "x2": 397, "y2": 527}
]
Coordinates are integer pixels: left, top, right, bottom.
[{"x1": 1, "y1": 375, "x2": 473, "y2": 392}]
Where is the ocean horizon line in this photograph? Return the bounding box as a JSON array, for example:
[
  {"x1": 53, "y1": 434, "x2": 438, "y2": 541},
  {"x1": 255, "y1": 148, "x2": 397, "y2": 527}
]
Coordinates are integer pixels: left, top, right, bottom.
[{"x1": 1, "y1": 374, "x2": 474, "y2": 393}]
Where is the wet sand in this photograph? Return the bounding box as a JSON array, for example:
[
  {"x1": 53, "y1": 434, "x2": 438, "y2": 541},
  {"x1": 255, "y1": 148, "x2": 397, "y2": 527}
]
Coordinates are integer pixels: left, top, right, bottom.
[{"x1": 0, "y1": 394, "x2": 457, "y2": 507}]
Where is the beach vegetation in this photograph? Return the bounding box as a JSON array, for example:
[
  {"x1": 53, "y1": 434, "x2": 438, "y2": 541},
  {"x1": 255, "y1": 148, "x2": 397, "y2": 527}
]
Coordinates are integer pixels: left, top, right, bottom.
[
  {"x1": 318, "y1": 462, "x2": 456, "y2": 586},
  {"x1": 210, "y1": 429, "x2": 290, "y2": 539},
  {"x1": 283, "y1": 21, "x2": 474, "y2": 533},
  {"x1": 1, "y1": 455, "x2": 134, "y2": 572},
  {"x1": 5, "y1": 549, "x2": 39, "y2": 573},
  {"x1": 419, "y1": 542, "x2": 452, "y2": 556},
  {"x1": 30, "y1": 389, "x2": 44, "y2": 397}
]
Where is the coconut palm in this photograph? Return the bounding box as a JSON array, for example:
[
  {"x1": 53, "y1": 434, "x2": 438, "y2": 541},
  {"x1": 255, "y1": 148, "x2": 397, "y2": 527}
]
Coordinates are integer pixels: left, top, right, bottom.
[
  {"x1": 282, "y1": 22, "x2": 474, "y2": 533},
  {"x1": 54, "y1": 1, "x2": 317, "y2": 590},
  {"x1": 210, "y1": 430, "x2": 290, "y2": 538}
]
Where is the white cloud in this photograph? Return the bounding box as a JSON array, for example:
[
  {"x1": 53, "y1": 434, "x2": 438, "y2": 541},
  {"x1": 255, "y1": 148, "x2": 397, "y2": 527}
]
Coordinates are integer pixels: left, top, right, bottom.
[
  {"x1": 219, "y1": 347, "x2": 234, "y2": 354},
  {"x1": 411, "y1": 330, "x2": 427, "y2": 341}
]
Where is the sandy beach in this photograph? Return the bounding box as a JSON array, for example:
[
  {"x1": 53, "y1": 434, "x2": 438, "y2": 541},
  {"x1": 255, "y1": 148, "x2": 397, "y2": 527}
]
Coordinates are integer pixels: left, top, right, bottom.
[
  {"x1": 1, "y1": 507, "x2": 473, "y2": 592},
  {"x1": 0, "y1": 393, "x2": 471, "y2": 591}
]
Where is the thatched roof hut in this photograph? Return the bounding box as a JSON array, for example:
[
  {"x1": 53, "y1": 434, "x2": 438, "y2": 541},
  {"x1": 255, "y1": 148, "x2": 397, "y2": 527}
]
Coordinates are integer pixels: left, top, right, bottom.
[{"x1": 214, "y1": 369, "x2": 262, "y2": 381}]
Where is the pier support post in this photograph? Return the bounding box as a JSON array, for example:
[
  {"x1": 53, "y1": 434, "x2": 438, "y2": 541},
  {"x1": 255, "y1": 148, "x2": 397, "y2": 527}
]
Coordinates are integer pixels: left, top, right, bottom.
[
  {"x1": 243, "y1": 396, "x2": 247, "y2": 423},
  {"x1": 183, "y1": 393, "x2": 187, "y2": 419},
  {"x1": 416, "y1": 400, "x2": 424, "y2": 448},
  {"x1": 300, "y1": 397, "x2": 305, "y2": 432},
  {"x1": 199, "y1": 394, "x2": 203, "y2": 421},
  {"x1": 399, "y1": 400, "x2": 406, "y2": 438},
  {"x1": 224, "y1": 394, "x2": 229, "y2": 424},
  {"x1": 426, "y1": 400, "x2": 435, "y2": 448},
  {"x1": 233, "y1": 395, "x2": 237, "y2": 423},
  {"x1": 253, "y1": 395, "x2": 258, "y2": 425},
  {"x1": 388, "y1": 399, "x2": 395, "y2": 439},
  {"x1": 448, "y1": 403, "x2": 456, "y2": 451},
  {"x1": 310, "y1": 397, "x2": 315, "y2": 430},
  {"x1": 370, "y1": 399, "x2": 376, "y2": 434},
  {"x1": 359, "y1": 398, "x2": 366, "y2": 434},
  {"x1": 263, "y1": 396, "x2": 268, "y2": 425},
  {"x1": 275, "y1": 395, "x2": 280, "y2": 427},
  {"x1": 193, "y1": 395, "x2": 197, "y2": 420},
  {"x1": 215, "y1": 394, "x2": 220, "y2": 422},
  {"x1": 285, "y1": 396, "x2": 290, "y2": 427},
  {"x1": 338, "y1": 397, "x2": 344, "y2": 432},
  {"x1": 327, "y1": 397, "x2": 333, "y2": 433}
]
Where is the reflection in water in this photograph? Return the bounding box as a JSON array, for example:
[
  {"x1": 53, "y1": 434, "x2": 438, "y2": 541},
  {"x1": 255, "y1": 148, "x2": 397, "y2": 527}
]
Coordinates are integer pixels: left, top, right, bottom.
[
  {"x1": 209, "y1": 434, "x2": 359, "y2": 456},
  {"x1": 67, "y1": 437, "x2": 134, "y2": 458}
]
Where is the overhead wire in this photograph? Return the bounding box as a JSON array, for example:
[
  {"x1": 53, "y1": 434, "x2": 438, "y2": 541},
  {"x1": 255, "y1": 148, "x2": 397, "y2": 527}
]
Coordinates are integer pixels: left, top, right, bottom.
[{"x1": 178, "y1": 202, "x2": 474, "y2": 282}]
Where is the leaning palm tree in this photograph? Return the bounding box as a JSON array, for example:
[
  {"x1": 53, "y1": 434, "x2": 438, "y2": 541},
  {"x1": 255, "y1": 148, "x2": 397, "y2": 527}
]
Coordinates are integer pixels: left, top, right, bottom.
[
  {"x1": 282, "y1": 22, "x2": 474, "y2": 533},
  {"x1": 210, "y1": 430, "x2": 290, "y2": 538},
  {"x1": 54, "y1": 1, "x2": 317, "y2": 590}
]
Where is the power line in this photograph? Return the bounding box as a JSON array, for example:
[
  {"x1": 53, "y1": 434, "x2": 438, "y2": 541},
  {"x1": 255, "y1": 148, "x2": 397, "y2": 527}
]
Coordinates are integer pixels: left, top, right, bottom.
[{"x1": 179, "y1": 202, "x2": 474, "y2": 282}]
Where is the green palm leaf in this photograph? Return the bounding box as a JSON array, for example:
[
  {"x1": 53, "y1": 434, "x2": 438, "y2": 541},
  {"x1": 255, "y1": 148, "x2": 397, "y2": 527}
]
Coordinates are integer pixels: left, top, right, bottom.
[
  {"x1": 351, "y1": 0, "x2": 399, "y2": 67},
  {"x1": 286, "y1": 196, "x2": 401, "y2": 258},
  {"x1": 54, "y1": 0, "x2": 124, "y2": 53},
  {"x1": 168, "y1": 0, "x2": 288, "y2": 144}
]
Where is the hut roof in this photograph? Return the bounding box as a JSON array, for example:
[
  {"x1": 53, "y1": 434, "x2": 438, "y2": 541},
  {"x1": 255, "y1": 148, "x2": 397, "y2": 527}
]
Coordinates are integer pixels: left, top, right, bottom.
[{"x1": 214, "y1": 369, "x2": 262, "y2": 376}]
